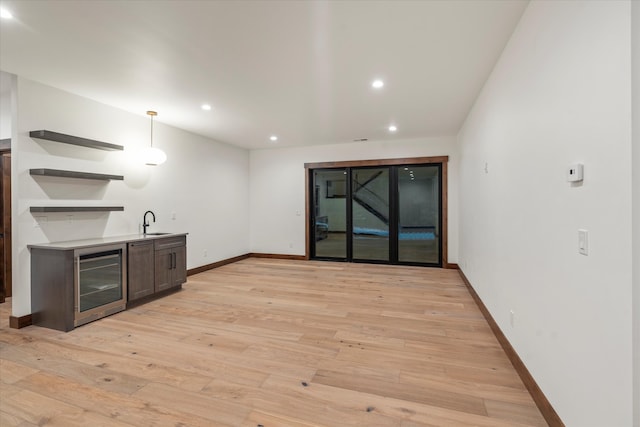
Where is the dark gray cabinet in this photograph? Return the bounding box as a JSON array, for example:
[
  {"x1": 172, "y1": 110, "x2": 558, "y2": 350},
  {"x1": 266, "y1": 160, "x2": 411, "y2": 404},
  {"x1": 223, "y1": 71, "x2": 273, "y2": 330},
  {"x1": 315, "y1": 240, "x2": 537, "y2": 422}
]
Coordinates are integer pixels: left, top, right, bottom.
[
  {"x1": 154, "y1": 236, "x2": 187, "y2": 292},
  {"x1": 30, "y1": 243, "x2": 127, "y2": 332},
  {"x1": 127, "y1": 241, "x2": 155, "y2": 301},
  {"x1": 30, "y1": 248, "x2": 75, "y2": 331}
]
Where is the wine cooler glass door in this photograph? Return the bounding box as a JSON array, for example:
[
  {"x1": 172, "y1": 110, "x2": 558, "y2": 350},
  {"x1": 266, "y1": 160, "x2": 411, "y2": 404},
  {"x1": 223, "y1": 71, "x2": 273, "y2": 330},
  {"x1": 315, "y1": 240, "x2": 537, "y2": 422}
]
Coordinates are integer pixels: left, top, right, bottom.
[
  {"x1": 78, "y1": 250, "x2": 122, "y2": 311},
  {"x1": 75, "y1": 244, "x2": 127, "y2": 327}
]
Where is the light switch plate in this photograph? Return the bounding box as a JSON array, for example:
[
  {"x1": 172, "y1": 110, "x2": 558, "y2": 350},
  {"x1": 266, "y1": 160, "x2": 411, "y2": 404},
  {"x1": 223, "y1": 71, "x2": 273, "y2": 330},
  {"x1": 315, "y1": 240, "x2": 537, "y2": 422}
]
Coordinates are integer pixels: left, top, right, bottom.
[{"x1": 578, "y1": 229, "x2": 588, "y2": 255}]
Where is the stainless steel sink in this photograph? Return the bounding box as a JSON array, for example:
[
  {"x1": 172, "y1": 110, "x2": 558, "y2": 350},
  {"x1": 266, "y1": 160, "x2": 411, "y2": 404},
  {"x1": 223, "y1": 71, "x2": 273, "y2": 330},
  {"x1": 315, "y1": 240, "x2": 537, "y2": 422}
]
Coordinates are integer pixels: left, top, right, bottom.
[{"x1": 144, "y1": 232, "x2": 170, "y2": 236}]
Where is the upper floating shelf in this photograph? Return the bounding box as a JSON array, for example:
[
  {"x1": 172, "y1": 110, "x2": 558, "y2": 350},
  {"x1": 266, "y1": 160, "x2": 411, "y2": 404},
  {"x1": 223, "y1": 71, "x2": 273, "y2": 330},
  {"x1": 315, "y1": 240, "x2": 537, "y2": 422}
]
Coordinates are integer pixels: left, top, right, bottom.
[
  {"x1": 30, "y1": 168, "x2": 124, "y2": 181},
  {"x1": 30, "y1": 130, "x2": 124, "y2": 151},
  {"x1": 30, "y1": 206, "x2": 125, "y2": 213}
]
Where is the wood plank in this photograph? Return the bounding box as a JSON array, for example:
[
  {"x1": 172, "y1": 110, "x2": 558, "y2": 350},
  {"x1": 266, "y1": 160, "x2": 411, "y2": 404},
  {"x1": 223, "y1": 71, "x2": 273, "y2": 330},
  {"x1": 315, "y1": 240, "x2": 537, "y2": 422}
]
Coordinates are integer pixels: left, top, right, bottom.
[
  {"x1": 254, "y1": 374, "x2": 402, "y2": 427},
  {"x1": 242, "y1": 410, "x2": 319, "y2": 427},
  {"x1": 313, "y1": 368, "x2": 488, "y2": 416},
  {"x1": 1, "y1": 343, "x2": 148, "y2": 395},
  {"x1": 15, "y1": 371, "x2": 217, "y2": 427},
  {"x1": 133, "y1": 382, "x2": 250, "y2": 426},
  {"x1": 1, "y1": 389, "x2": 134, "y2": 427},
  {"x1": 0, "y1": 359, "x2": 39, "y2": 384},
  {"x1": 485, "y1": 398, "x2": 549, "y2": 427},
  {"x1": 20, "y1": 338, "x2": 212, "y2": 392}
]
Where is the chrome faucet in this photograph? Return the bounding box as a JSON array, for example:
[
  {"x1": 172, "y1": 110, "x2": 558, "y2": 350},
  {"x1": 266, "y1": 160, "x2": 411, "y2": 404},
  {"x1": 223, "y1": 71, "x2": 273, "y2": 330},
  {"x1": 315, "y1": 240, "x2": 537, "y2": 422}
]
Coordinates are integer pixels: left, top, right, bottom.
[{"x1": 143, "y1": 210, "x2": 156, "y2": 234}]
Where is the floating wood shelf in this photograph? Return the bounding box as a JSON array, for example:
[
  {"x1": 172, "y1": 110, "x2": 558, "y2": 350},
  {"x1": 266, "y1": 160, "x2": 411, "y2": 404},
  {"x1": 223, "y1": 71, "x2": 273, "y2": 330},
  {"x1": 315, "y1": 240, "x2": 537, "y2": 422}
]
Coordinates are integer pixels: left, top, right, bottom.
[
  {"x1": 30, "y1": 168, "x2": 124, "y2": 181},
  {"x1": 30, "y1": 206, "x2": 124, "y2": 213},
  {"x1": 30, "y1": 130, "x2": 124, "y2": 151}
]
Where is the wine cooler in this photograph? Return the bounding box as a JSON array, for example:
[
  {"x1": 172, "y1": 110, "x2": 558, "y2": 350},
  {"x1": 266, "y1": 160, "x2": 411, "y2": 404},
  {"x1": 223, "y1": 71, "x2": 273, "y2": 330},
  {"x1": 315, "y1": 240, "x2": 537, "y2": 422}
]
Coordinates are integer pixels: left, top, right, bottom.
[{"x1": 74, "y1": 243, "x2": 127, "y2": 327}]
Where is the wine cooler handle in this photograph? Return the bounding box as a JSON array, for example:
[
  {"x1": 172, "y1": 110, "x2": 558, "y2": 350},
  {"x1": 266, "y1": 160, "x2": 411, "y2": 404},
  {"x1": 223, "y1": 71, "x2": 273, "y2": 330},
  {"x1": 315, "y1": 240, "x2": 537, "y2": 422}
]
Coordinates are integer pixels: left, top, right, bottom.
[{"x1": 74, "y1": 257, "x2": 79, "y2": 312}]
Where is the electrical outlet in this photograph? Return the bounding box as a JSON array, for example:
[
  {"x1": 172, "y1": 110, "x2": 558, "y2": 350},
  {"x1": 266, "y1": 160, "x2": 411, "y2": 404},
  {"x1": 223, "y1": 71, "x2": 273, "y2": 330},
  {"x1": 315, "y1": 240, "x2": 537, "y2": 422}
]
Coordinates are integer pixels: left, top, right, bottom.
[
  {"x1": 171, "y1": 212, "x2": 176, "y2": 220},
  {"x1": 203, "y1": 250, "x2": 208, "y2": 258},
  {"x1": 509, "y1": 310, "x2": 515, "y2": 328}
]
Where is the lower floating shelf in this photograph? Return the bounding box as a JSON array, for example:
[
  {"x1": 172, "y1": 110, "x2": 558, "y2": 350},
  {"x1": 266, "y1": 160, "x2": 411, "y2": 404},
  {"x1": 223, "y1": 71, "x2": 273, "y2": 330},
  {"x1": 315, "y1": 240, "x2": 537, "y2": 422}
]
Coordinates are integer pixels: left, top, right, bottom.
[
  {"x1": 30, "y1": 206, "x2": 124, "y2": 213},
  {"x1": 30, "y1": 168, "x2": 124, "y2": 181}
]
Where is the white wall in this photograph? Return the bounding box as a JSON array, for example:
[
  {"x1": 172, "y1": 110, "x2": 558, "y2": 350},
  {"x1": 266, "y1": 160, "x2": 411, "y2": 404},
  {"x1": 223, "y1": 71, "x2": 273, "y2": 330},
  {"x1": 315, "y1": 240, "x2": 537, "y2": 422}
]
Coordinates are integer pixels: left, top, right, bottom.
[
  {"x1": 0, "y1": 71, "x2": 12, "y2": 139},
  {"x1": 458, "y1": 2, "x2": 632, "y2": 426},
  {"x1": 632, "y1": 1, "x2": 640, "y2": 425},
  {"x1": 249, "y1": 136, "x2": 459, "y2": 263},
  {"x1": 12, "y1": 76, "x2": 250, "y2": 317}
]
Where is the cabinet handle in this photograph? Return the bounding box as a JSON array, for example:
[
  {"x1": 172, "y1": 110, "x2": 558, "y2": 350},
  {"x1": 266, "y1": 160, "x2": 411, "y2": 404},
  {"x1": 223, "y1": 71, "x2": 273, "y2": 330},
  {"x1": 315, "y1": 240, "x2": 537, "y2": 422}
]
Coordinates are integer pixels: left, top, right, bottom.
[{"x1": 172, "y1": 252, "x2": 176, "y2": 269}]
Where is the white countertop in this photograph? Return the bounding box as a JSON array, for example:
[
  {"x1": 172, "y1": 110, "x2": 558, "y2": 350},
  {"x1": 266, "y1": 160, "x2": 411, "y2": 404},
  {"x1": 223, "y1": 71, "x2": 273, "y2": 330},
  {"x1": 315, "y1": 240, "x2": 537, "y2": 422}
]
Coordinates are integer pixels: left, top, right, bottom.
[{"x1": 28, "y1": 233, "x2": 188, "y2": 250}]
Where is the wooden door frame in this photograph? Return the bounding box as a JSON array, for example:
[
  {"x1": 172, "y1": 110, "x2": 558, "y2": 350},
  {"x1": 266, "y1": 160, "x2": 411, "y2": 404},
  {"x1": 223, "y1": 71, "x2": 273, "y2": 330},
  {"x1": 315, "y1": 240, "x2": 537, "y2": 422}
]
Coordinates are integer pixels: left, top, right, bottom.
[
  {"x1": 0, "y1": 139, "x2": 11, "y2": 303},
  {"x1": 304, "y1": 156, "x2": 453, "y2": 268}
]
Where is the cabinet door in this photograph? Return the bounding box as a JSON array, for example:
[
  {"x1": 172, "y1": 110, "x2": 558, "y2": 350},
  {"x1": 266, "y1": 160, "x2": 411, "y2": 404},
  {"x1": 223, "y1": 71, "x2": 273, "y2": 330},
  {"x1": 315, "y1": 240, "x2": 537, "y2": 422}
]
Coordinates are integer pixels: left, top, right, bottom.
[
  {"x1": 128, "y1": 241, "x2": 155, "y2": 301},
  {"x1": 171, "y1": 246, "x2": 187, "y2": 287},
  {"x1": 155, "y1": 247, "x2": 173, "y2": 292}
]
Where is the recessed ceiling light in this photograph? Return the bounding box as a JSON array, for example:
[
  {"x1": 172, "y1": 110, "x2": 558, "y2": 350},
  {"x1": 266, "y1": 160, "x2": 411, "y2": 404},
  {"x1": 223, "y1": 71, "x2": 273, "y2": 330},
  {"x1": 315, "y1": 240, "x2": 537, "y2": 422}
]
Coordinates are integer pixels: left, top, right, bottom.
[
  {"x1": 0, "y1": 8, "x2": 13, "y2": 19},
  {"x1": 269, "y1": 135, "x2": 278, "y2": 142},
  {"x1": 372, "y1": 79, "x2": 384, "y2": 89},
  {"x1": 201, "y1": 104, "x2": 212, "y2": 111},
  {"x1": 388, "y1": 125, "x2": 397, "y2": 132},
  {"x1": 404, "y1": 167, "x2": 409, "y2": 171}
]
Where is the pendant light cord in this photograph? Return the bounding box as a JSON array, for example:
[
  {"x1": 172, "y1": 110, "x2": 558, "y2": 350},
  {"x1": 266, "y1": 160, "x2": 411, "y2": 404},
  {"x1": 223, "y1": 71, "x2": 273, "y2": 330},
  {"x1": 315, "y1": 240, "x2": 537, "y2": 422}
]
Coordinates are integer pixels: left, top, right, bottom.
[{"x1": 147, "y1": 110, "x2": 157, "y2": 148}]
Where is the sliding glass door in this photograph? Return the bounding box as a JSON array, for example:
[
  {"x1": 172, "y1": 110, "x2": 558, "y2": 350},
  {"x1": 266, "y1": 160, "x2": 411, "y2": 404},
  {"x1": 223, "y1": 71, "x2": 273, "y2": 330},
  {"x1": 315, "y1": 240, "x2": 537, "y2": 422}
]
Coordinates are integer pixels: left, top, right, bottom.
[
  {"x1": 311, "y1": 169, "x2": 347, "y2": 259},
  {"x1": 352, "y1": 167, "x2": 389, "y2": 262},
  {"x1": 310, "y1": 162, "x2": 442, "y2": 267},
  {"x1": 397, "y1": 165, "x2": 441, "y2": 264}
]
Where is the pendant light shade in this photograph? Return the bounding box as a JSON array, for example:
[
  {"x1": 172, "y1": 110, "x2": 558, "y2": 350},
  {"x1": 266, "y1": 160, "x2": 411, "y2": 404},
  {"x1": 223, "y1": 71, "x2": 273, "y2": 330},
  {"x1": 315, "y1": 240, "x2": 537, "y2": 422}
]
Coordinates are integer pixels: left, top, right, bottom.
[
  {"x1": 144, "y1": 146, "x2": 167, "y2": 166},
  {"x1": 143, "y1": 110, "x2": 167, "y2": 166}
]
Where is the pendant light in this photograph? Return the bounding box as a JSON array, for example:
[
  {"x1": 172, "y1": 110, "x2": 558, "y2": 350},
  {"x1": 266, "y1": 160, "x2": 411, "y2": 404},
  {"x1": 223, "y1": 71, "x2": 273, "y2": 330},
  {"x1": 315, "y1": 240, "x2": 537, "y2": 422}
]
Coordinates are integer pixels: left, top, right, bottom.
[{"x1": 143, "y1": 110, "x2": 167, "y2": 166}]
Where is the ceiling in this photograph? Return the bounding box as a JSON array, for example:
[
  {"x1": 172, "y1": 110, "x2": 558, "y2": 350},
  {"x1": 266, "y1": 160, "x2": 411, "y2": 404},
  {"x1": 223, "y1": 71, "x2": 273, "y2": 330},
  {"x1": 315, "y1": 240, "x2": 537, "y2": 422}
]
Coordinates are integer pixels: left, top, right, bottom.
[{"x1": 0, "y1": 0, "x2": 528, "y2": 149}]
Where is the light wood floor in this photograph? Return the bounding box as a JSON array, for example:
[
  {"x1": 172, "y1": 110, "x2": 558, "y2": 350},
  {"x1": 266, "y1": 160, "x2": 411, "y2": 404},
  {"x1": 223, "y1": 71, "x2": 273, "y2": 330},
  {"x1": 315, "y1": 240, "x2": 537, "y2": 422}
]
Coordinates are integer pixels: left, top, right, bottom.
[{"x1": 0, "y1": 259, "x2": 547, "y2": 426}]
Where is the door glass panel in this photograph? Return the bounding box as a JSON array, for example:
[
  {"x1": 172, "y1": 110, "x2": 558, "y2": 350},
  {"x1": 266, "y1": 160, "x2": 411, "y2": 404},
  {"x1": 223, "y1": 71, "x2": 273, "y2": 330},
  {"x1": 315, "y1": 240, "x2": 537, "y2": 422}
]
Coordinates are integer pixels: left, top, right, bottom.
[
  {"x1": 78, "y1": 250, "x2": 123, "y2": 312},
  {"x1": 352, "y1": 168, "x2": 389, "y2": 261},
  {"x1": 313, "y1": 169, "x2": 347, "y2": 258},
  {"x1": 398, "y1": 165, "x2": 440, "y2": 264}
]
